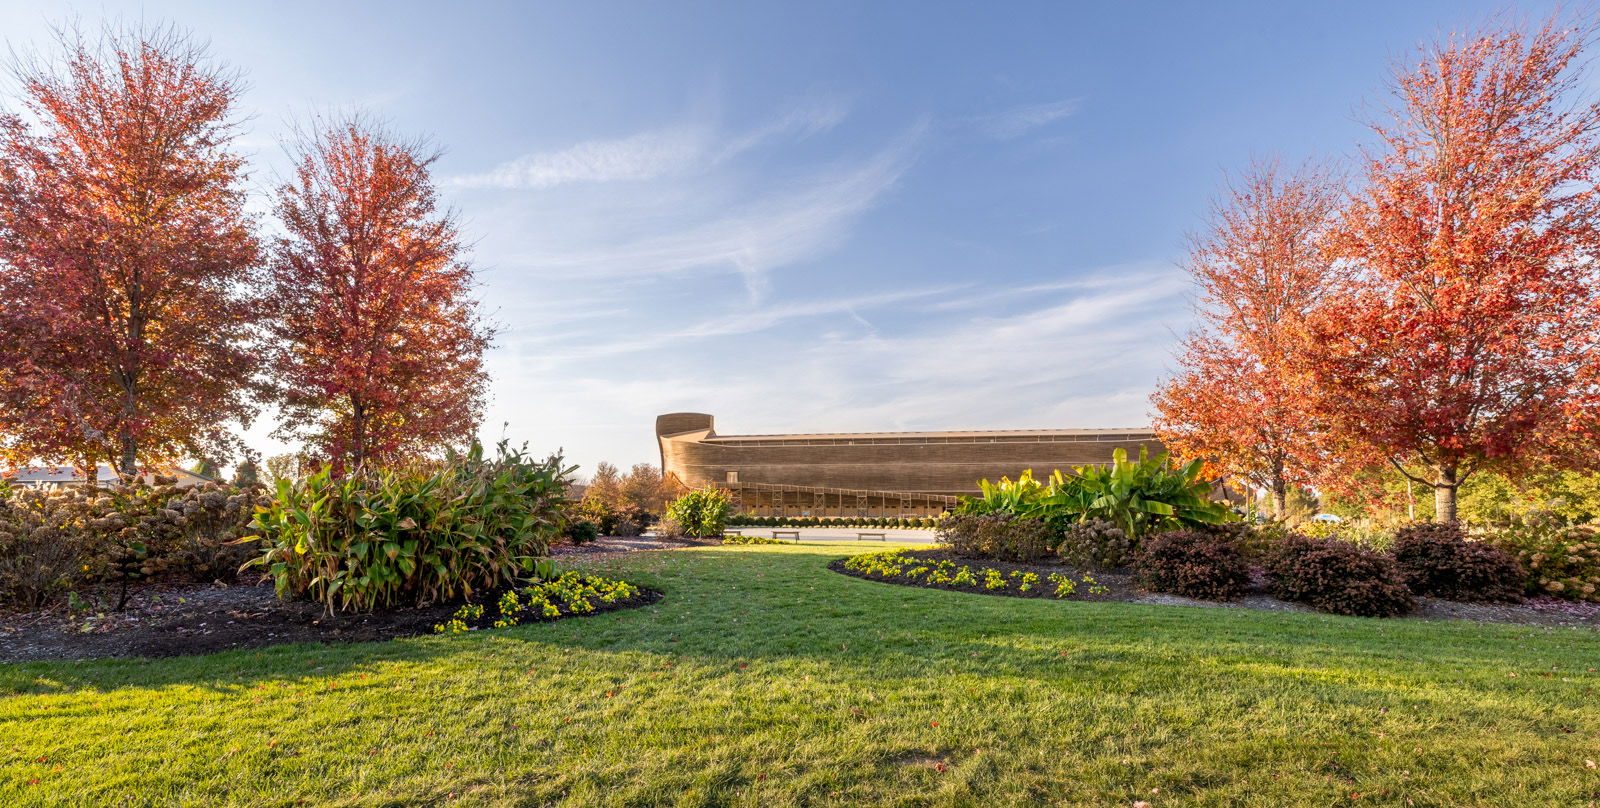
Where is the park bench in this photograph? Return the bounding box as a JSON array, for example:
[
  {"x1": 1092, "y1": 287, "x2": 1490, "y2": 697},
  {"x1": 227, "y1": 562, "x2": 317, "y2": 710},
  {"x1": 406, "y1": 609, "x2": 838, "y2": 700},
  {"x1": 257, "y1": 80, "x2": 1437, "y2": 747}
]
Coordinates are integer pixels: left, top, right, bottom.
[
  {"x1": 724, "y1": 529, "x2": 743, "y2": 536},
  {"x1": 856, "y1": 531, "x2": 887, "y2": 541},
  {"x1": 771, "y1": 530, "x2": 800, "y2": 542}
]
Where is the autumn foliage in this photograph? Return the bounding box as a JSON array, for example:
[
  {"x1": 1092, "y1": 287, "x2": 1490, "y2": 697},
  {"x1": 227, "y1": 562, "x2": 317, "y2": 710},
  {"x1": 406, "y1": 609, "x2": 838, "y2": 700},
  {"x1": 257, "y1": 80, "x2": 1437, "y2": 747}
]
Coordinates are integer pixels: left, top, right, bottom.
[
  {"x1": 264, "y1": 119, "x2": 493, "y2": 472},
  {"x1": 0, "y1": 26, "x2": 262, "y2": 477},
  {"x1": 1160, "y1": 15, "x2": 1600, "y2": 522},
  {"x1": 1153, "y1": 161, "x2": 1340, "y2": 517},
  {"x1": 1306, "y1": 17, "x2": 1600, "y2": 522}
]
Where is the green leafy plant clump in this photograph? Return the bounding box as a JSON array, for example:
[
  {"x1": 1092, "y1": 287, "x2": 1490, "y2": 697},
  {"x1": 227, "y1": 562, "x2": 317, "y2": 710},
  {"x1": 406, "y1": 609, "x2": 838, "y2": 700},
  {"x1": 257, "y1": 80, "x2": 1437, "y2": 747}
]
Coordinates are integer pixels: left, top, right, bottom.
[
  {"x1": 721, "y1": 534, "x2": 789, "y2": 545},
  {"x1": 957, "y1": 447, "x2": 1232, "y2": 542},
  {"x1": 434, "y1": 570, "x2": 643, "y2": 633},
  {"x1": 247, "y1": 441, "x2": 572, "y2": 613},
  {"x1": 840, "y1": 549, "x2": 1106, "y2": 599}
]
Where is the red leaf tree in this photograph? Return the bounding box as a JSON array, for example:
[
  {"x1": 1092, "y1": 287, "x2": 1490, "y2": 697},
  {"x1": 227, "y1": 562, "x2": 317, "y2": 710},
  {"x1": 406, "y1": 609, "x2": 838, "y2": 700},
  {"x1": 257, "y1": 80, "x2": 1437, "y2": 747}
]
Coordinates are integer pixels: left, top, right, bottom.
[
  {"x1": 1307, "y1": 16, "x2": 1600, "y2": 522},
  {"x1": 0, "y1": 25, "x2": 262, "y2": 478},
  {"x1": 1153, "y1": 161, "x2": 1341, "y2": 518},
  {"x1": 265, "y1": 118, "x2": 493, "y2": 471}
]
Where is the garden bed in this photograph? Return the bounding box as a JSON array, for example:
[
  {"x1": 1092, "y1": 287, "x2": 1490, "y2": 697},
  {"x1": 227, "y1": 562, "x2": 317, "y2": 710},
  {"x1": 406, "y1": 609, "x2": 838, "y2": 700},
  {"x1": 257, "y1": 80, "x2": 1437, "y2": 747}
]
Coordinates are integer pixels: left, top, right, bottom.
[
  {"x1": 830, "y1": 548, "x2": 1600, "y2": 628},
  {"x1": 0, "y1": 577, "x2": 661, "y2": 662}
]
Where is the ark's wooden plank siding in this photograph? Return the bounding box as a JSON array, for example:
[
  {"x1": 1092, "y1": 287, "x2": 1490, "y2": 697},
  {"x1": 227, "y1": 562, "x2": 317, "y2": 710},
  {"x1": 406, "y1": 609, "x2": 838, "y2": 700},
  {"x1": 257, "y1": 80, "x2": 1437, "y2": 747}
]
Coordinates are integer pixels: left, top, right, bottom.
[{"x1": 657, "y1": 413, "x2": 1165, "y2": 516}]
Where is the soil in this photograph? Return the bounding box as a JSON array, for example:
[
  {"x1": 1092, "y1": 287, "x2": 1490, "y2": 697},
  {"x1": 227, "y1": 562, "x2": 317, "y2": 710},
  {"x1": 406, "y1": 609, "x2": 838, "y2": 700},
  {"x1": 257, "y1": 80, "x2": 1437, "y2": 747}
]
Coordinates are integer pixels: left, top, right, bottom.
[
  {"x1": 0, "y1": 576, "x2": 661, "y2": 663},
  {"x1": 830, "y1": 548, "x2": 1600, "y2": 629}
]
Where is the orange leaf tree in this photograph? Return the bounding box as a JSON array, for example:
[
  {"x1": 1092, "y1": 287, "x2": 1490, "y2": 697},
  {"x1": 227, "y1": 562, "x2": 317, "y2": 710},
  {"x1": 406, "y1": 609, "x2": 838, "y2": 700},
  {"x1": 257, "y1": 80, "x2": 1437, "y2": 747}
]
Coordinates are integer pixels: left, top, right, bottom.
[
  {"x1": 0, "y1": 25, "x2": 263, "y2": 478},
  {"x1": 265, "y1": 118, "x2": 493, "y2": 472},
  {"x1": 1153, "y1": 161, "x2": 1341, "y2": 518},
  {"x1": 1307, "y1": 16, "x2": 1600, "y2": 522}
]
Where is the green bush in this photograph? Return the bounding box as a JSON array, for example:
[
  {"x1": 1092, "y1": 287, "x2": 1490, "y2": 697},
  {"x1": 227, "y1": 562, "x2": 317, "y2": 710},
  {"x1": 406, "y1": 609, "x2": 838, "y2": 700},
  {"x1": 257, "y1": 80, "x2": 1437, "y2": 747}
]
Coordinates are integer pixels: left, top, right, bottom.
[
  {"x1": 1488, "y1": 517, "x2": 1600, "y2": 601},
  {"x1": 1134, "y1": 529, "x2": 1250, "y2": 601},
  {"x1": 1391, "y1": 522, "x2": 1524, "y2": 602},
  {"x1": 566, "y1": 519, "x2": 600, "y2": 545},
  {"x1": 936, "y1": 512, "x2": 1053, "y2": 562},
  {"x1": 1055, "y1": 518, "x2": 1134, "y2": 569},
  {"x1": 248, "y1": 441, "x2": 571, "y2": 613},
  {"x1": 1267, "y1": 535, "x2": 1414, "y2": 617},
  {"x1": 664, "y1": 488, "x2": 732, "y2": 538}
]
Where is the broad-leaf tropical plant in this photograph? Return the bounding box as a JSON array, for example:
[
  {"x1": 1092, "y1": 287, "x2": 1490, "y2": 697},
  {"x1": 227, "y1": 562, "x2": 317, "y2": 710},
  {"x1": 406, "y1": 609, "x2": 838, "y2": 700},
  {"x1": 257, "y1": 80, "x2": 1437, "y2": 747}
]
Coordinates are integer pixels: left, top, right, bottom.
[{"x1": 959, "y1": 448, "x2": 1232, "y2": 540}]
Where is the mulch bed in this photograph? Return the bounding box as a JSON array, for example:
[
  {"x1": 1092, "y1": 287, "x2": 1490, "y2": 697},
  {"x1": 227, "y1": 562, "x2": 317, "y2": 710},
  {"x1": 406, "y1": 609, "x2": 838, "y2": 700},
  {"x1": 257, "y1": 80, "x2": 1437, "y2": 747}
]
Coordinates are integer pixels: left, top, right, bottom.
[
  {"x1": 0, "y1": 577, "x2": 661, "y2": 663},
  {"x1": 831, "y1": 548, "x2": 1600, "y2": 628}
]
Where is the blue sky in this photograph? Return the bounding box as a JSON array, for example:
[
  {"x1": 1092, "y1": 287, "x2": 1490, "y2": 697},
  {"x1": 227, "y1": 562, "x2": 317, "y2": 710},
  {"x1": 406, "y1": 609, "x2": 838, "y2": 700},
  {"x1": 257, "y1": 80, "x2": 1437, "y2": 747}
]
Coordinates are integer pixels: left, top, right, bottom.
[{"x1": 0, "y1": 0, "x2": 1558, "y2": 475}]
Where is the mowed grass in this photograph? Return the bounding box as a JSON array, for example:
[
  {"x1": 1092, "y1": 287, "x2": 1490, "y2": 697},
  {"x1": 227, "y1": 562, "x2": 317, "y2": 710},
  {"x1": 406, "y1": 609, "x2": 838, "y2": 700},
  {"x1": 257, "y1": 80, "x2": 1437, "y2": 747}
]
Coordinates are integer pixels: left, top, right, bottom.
[{"x1": 2, "y1": 543, "x2": 1598, "y2": 807}]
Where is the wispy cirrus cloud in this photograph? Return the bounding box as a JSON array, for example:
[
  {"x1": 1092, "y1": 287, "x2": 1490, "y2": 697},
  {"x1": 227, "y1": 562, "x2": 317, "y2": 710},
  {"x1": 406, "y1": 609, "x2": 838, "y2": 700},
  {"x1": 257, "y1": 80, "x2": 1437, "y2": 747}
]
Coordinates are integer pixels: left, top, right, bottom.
[
  {"x1": 450, "y1": 96, "x2": 851, "y2": 190},
  {"x1": 974, "y1": 97, "x2": 1081, "y2": 140},
  {"x1": 500, "y1": 119, "x2": 927, "y2": 297},
  {"x1": 451, "y1": 125, "x2": 711, "y2": 190}
]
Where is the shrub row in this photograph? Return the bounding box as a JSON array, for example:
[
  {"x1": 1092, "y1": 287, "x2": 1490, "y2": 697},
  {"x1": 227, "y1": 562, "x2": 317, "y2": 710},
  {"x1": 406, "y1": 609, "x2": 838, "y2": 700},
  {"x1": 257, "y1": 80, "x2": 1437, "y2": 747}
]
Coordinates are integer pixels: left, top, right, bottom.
[
  {"x1": 935, "y1": 512, "x2": 1548, "y2": 616},
  {"x1": 727, "y1": 514, "x2": 941, "y2": 529}
]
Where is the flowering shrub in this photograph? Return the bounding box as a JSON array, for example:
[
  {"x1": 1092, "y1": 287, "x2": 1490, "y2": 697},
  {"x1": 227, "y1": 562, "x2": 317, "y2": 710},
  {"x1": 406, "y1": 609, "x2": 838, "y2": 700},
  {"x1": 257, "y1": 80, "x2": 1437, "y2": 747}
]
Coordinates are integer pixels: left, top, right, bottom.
[
  {"x1": 1133, "y1": 529, "x2": 1250, "y2": 601},
  {"x1": 1204, "y1": 521, "x2": 1294, "y2": 561},
  {"x1": 434, "y1": 571, "x2": 642, "y2": 633},
  {"x1": 1391, "y1": 522, "x2": 1524, "y2": 602},
  {"x1": 248, "y1": 441, "x2": 571, "y2": 613},
  {"x1": 936, "y1": 512, "x2": 1054, "y2": 561},
  {"x1": 1488, "y1": 517, "x2": 1600, "y2": 601},
  {"x1": 840, "y1": 550, "x2": 1103, "y2": 599},
  {"x1": 1266, "y1": 535, "x2": 1413, "y2": 617},
  {"x1": 0, "y1": 479, "x2": 265, "y2": 608},
  {"x1": 1055, "y1": 518, "x2": 1133, "y2": 569}
]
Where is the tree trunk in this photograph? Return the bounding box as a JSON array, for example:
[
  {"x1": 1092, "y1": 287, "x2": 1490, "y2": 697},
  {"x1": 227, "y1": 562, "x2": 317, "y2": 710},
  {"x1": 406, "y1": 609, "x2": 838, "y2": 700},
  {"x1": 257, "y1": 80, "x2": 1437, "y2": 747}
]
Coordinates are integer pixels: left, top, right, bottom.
[
  {"x1": 118, "y1": 425, "x2": 137, "y2": 479},
  {"x1": 1433, "y1": 465, "x2": 1458, "y2": 523},
  {"x1": 1270, "y1": 478, "x2": 1288, "y2": 521}
]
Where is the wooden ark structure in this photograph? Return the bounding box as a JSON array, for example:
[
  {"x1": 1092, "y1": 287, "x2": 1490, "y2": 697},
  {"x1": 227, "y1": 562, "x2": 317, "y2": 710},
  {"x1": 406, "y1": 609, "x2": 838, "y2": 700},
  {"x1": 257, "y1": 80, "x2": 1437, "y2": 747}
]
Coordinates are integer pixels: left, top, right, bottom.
[{"x1": 656, "y1": 412, "x2": 1165, "y2": 517}]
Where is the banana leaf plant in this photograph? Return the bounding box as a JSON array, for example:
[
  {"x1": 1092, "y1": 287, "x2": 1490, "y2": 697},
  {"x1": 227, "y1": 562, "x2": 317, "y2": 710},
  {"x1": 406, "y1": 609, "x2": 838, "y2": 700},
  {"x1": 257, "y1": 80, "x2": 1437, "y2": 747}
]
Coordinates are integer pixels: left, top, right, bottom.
[{"x1": 958, "y1": 447, "x2": 1232, "y2": 541}]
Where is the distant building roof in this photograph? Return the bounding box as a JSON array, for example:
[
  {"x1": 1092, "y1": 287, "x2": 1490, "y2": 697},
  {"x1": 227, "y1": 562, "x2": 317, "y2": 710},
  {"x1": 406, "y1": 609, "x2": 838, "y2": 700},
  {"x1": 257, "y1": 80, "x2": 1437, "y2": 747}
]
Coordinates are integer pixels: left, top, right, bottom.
[
  {"x1": 5, "y1": 464, "x2": 215, "y2": 486},
  {"x1": 10, "y1": 464, "x2": 122, "y2": 483}
]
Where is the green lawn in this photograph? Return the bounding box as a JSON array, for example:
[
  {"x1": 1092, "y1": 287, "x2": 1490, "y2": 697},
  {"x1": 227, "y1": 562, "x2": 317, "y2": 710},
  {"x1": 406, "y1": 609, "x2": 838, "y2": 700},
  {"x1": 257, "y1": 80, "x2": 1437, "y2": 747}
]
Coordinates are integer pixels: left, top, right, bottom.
[{"x1": 3, "y1": 542, "x2": 1598, "y2": 807}]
